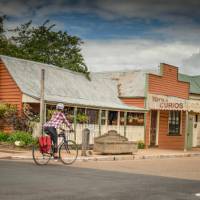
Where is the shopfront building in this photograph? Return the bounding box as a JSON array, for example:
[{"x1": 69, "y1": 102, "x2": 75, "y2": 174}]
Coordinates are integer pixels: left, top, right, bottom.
[{"x1": 145, "y1": 64, "x2": 190, "y2": 150}]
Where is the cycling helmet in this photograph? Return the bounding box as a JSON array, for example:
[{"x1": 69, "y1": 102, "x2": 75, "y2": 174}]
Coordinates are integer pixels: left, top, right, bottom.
[{"x1": 56, "y1": 103, "x2": 64, "y2": 110}]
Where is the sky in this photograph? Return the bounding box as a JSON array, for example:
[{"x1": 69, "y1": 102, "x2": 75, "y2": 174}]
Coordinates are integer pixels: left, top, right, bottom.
[{"x1": 1, "y1": 0, "x2": 200, "y2": 74}]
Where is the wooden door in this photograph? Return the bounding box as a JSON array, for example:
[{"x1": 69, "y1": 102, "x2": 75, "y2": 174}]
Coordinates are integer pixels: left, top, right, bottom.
[
  {"x1": 150, "y1": 110, "x2": 157, "y2": 146},
  {"x1": 187, "y1": 115, "x2": 193, "y2": 150}
]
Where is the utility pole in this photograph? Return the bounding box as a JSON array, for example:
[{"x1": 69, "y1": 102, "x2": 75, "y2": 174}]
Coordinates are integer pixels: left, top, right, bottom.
[{"x1": 40, "y1": 69, "x2": 45, "y2": 135}]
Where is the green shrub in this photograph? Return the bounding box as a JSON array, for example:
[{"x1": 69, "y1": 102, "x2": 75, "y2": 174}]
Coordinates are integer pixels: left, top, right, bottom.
[
  {"x1": 0, "y1": 132, "x2": 9, "y2": 142},
  {"x1": 0, "y1": 104, "x2": 7, "y2": 118},
  {"x1": 0, "y1": 103, "x2": 17, "y2": 119},
  {"x1": 47, "y1": 109, "x2": 56, "y2": 121},
  {"x1": 7, "y1": 131, "x2": 35, "y2": 145},
  {"x1": 137, "y1": 140, "x2": 145, "y2": 149}
]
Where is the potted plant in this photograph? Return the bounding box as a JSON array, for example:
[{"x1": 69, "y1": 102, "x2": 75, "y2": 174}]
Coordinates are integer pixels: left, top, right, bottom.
[{"x1": 77, "y1": 113, "x2": 88, "y2": 124}]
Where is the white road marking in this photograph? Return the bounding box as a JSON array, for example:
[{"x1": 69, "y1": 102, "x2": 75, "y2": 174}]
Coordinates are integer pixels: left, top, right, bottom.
[{"x1": 195, "y1": 193, "x2": 200, "y2": 197}]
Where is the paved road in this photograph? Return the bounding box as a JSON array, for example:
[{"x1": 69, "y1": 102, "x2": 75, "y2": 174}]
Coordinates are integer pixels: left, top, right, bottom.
[
  {"x1": 0, "y1": 160, "x2": 200, "y2": 200},
  {"x1": 72, "y1": 157, "x2": 200, "y2": 180}
]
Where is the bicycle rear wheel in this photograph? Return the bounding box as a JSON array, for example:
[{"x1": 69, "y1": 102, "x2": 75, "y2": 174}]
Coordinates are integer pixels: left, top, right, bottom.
[
  {"x1": 59, "y1": 140, "x2": 78, "y2": 165},
  {"x1": 32, "y1": 144, "x2": 51, "y2": 165}
]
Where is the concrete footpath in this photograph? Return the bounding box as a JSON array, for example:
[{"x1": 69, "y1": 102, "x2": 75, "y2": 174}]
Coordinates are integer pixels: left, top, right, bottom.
[{"x1": 0, "y1": 146, "x2": 200, "y2": 161}]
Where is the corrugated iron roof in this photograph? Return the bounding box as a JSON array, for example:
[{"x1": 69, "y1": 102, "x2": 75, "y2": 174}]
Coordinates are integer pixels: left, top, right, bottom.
[
  {"x1": 94, "y1": 69, "x2": 159, "y2": 97},
  {"x1": 179, "y1": 74, "x2": 200, "y2": 95},
  {"x1": 0, "y1": 55, "x2": 145, "y2": 111}
]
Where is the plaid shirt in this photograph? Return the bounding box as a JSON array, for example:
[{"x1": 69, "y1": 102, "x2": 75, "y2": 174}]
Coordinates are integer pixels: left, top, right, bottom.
[{"x1": 44, "y1": 111, "x2": 71, "y2": 128}]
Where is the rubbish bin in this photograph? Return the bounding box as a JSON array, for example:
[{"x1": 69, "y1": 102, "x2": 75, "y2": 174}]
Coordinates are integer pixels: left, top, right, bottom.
[{"x1": 81, "y1": 128, "x2": 90, "y2": 156}]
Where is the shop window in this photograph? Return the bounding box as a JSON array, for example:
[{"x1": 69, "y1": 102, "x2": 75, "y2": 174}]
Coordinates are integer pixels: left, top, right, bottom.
[
  {"x1": 108, "y1": 111, "x2": 117, "y2": 125},
  {"x1": 195, "y1": 115, "x2": 198, "y2": 123},
  {"x1": 77, "y1": 108, "x2": 85, "y2": 115},
  {"x1": 127, "y1": 113, "x2": 144, "y2": 126},
  {"x1": 86, "y1": 109, "x2": 99, "y2": 124},
  {"x1": 168, "y1": 111, "x2": 181, "y2": 135}
]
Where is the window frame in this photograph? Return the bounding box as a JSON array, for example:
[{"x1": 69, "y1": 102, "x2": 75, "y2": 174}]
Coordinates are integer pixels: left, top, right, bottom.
[{"x1": 168, "y1": 110, "x2": 181, "y2": 136}]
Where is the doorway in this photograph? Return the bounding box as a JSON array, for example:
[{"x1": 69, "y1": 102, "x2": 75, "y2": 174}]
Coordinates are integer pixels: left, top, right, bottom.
[
  {"x1": 150, "y1": 110, "x2": 157, "y2": 147},
  {"x1": 187, "y1": 115, "x2": 193, "y2": 150}
]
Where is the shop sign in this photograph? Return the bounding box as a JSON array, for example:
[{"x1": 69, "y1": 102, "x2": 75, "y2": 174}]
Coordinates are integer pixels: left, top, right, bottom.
[
  {"x1": 188, "y1": 100, "x2": 200, "y2": 113},
  {"x1": 147, "y1": 94, "x2": 187, "y2": 110}
]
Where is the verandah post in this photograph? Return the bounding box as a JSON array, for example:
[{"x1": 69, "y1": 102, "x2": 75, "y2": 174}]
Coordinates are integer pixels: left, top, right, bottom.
[
  {"x1": 105, "y1": 110, "x2": 108, "y2": 128},
  {"x1": 184, "y1": 111, "x2": 189, "y2": 151},
  {"x1": 98, "y1": 109, "x2": 102, "y2": 136},
  {"x1": 73, "y1": 106, "x2": 77, "y2": 142},
  {"x1": 39, "y1": 69, "x2": 45, "y2": 135},
  {"x1": 117, "y1": 111, "x2": 120, "y2": 134},
  {"x1": 124, "y1": 111, "x2": 127, "y2": 137},
  {"x1": 44, "y1": 103, "x2": 47, "y2": 123}
]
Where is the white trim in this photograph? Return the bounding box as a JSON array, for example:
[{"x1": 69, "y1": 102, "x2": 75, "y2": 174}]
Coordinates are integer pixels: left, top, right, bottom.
[
  {"x1": 156, "y1": 110, "x2": 160, "y2": 145},
  {"x1": 180, "y1": 111, "x2": 183, "y2": 136},
  {"x1": 117, "y1": 111, "x2": 120, "y2": 133},
  {"x1": 22, "y1": 94, "x2": 39, "y2": 103},
  {"x1": 149, "y1": 111, "x2": 152, "y2": 146},
  {"x1": 184, "y1": 111, "x2": 189, "y2": 151},
  {"x1": 105, "y1": 110, "x2": 108, "y2": 128}
]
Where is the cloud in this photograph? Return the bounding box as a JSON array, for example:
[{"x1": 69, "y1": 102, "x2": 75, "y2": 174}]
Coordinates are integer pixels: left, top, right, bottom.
[
  {"x1": 32, "y1": 0, "x2": 200, "y2": 27},
  {"x1": 2, "y1": 0, "x2": 200, "y2": 21},
  {"x1": 94, "y1": 0, "x2": 200, "y2": 21},
  {"x1": 1, "y1": 0, "x2": 200, "y2": 75},
  {"x1": 82, "y1": 39, "x2": 200, "y2": 74},
  {"x1": 182, "y1": 51, "x2": 200, "y2": 74},
  {"x1": 1, "y1": 0, "x2": 200, "y2": 41},
  {"x1": 0, "y1": 0, "x2": 41, "y2": 18}
]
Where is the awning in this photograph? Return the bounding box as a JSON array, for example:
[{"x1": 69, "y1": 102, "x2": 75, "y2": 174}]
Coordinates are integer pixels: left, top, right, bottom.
[
  {"x1": 22, "y1": 94, "x2": 147, "y2": 112},
  {"x1": 188, "y1": 100, "x2": 200, "y2": 113}
]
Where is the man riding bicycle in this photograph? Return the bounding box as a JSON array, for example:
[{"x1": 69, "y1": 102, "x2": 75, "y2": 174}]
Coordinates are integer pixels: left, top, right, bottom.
[{"x1": 43, "y1": 103, "x2": 73, "y2": 159}]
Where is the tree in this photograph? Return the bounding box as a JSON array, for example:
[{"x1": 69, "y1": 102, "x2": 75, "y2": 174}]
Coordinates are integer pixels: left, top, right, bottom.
[
  {"x1": 0, "y1": 17, "x2": 89, "y2": 77},
  {"x1": 0, "y1": 15, "x2": 5, "y2": 34}
]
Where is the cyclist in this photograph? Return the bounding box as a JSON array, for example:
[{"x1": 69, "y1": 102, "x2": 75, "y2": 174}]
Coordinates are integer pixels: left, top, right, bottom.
[{"x1": 43, "y1": 103, "x2": 73, "y2": 159}]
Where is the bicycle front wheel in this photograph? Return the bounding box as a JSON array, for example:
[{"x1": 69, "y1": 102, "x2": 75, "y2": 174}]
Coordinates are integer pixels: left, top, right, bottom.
[
  {"x1": 59, "y1": 140, "x2": 78, "y2": 165},
  {"x1": 32, "y1": 144, "x2": 51, "y2": 165}
]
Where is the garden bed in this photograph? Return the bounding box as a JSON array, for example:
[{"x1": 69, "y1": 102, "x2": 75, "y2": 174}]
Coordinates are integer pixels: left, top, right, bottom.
[
  {"x1": 0, "y1": 142, "x2": 33, "y2": 151},
  {"x1": 0, "y1": 131, "x2": 37, "y2": 151}
]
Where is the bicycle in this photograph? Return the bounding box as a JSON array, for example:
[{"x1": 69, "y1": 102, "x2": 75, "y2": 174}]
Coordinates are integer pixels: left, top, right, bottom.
[{"x1": 32, "y1": 129, "x2": 78, "y2": 165}]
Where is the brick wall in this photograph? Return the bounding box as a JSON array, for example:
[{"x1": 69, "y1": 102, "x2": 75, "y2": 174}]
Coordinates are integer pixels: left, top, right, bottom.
[
  {"x1": 148, "y1": 64, "x2": 189, "y2": 99},
  {"x1": 0, "y1": 60, "x2": 23, "y2": 132},
  {"x1": 121, "y1": 97, "x2": 145, "y2": 108},
  {"x1": 158, "y1": 111, "x2": 185, "y2": 149}
]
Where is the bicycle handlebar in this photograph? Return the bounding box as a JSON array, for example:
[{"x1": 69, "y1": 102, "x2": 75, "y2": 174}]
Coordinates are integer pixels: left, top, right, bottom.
[{"x1": 59, "y1": 128, "x2": 74, "y2": 133}]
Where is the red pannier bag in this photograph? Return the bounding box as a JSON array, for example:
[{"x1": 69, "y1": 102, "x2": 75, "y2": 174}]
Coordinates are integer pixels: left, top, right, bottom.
[{"x1": 39, "y1": 135, "x2": 52, "y2": 153}]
